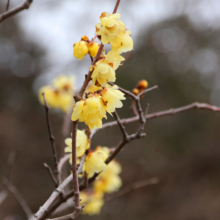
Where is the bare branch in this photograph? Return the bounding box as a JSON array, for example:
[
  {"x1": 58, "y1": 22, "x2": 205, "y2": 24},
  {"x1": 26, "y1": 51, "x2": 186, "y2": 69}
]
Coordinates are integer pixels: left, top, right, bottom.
[
  {"x1": 6, "y1": 150, "x2": 16, "y2": 181},
  {"x1": 71, "y1": 121, "x2": 82, "y2": 218},
  {"x1": 138, "y1": 85, "x2": 158, "y2": 97},
  {"x1": 0, "y1": 0, "x2": 33, "y2": 23},
  {"x1": 105, "y1": 177, "x2": 159, "y2": 201},
  {"x1": 44, "y1": 163, "x2": 58, "y2": 188},
  {"x1": 42, "y1": 93, "x2": 59, "y2": 183},
  {"x1": 91, "y1": 102, "x2": 220, "y2": 138},
  {"x1": 113, "y1": 110, "x2": 128, "y2": 139},
  {"x1": 6, "y1": 0, "x2": 10, "y2": 11},
  {"x1": 2, "y1": 178, "x2": 32, "y2": 219},
  {"x1": 32, "y1": 155, "x2": 86, "y2": 220},
  {"x1": 113, "y1": 0, "x2": 120, "y2": 13},
  {"x1": 0, "y1": 190, "x2": 8, "y2": 206}
]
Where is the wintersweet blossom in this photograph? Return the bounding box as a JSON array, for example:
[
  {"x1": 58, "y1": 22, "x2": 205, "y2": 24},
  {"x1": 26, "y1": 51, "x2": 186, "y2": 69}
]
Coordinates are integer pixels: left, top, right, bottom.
[
  {"x1": 80, "y1": 191, "x2": 104, "y2": 215},
  {"x1": 52, "y1": 74, "x2": 75, "y2": 93},
  {"x1": 95, "y1": 12, "x2": 133, "y2": 54},
  {"x1": 88, "y1": 42, "x2": 99, "y2": 57},
  {"x1": 65, "y1": 130, "x2": 90, "y2": 159},
  {"x1": 91, "y1": 60, "x2": 115, "y2": 87},
  {"x1": 71, "y1": 95, "x2": 106, "y2": 130},
  {"x1": 73, "y1": 41, "x2": 89, "y2": 60},
  {"x1": 95, "y1": 12, "x2": 125, "y2": 45},
  {"x1": 110, "y1": 29, "x2": 133, "y2": 54},
  {"x1": 39, "y1": 75, "x2": 75, "y2": 112},
  {"x1": 101, "y1": 85, "x2": 126, "y2": 114},
  {"x1": 94, "y1": 160, "x2": 122, "y2": 193},
  {"x1": 84, "y1": 146, "x2": 110, "y2": 178},
  {"x1": 105, "y1": 50, "x2": 125, "y2": 70}
]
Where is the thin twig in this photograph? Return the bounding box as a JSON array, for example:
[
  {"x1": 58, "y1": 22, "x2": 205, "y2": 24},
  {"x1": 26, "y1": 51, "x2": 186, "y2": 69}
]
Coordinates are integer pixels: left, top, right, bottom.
[
  {"x1": 71, "y1": 121, "x2": 82, "y2": 218},
  {"x1": 113, "y1": 111, "x2": 128, "y2": 139},
  {"x1": 105, "y1": 177, "x2": 159, "y2": 201},
  {"x1": 42, "y1": 93, "x2": 59, "y2": 183},
  {"x1": 6, "y1": 151, "x2": 16, "y2": 181},
  {"x1": 0, "y1": 0, "x2": 33, "y2": 23},
  {"x1": 5, "y1": 0, "x2": 10, "y2": 11},
  {"x1": 2, "y1": 178, "x2": 32, "y2": 219},
  {"x1": 44, "y1": 163, "x2": 58, "y2": 187},
  {"x1": 0, "y1": 190, "x2": 8, "y2": 206},
  {"x1": 113, "y1": 0, "x2": 121, "y2": 13}
]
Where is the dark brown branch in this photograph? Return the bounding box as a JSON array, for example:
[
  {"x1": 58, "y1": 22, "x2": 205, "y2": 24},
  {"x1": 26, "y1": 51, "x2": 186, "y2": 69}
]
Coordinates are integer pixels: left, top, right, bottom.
[
  {"x1": 113, "y1": 0, "x2": 121, "y2": 13},
  {"x1": 91, "y1": 102, "x2": 220, "y2": 138},
  {"x1": 42, "y1": 93, "x2": 59, "y2": 183},
  {"x1": 105, "y1": 177, "x2": 159, "y2": 201},
  {"x1": 2, "y1": 178, "x2": 32, "y2": 219},
  {"x1": 113, "y1": 111, "x2": 128, "y2": 139},
  {"x1": 44, "y1": 163, "x2": 58, "y2": 188},
  {"x1": 6, "y1": 0, "x2": 10, "y2": 11},
  {"x1": 0, "y1": 0, "x2": 33, "y2": 23}
]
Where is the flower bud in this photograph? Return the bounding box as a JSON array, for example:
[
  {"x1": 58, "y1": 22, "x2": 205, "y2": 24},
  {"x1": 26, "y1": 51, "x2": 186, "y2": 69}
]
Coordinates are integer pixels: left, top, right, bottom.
[
  {"x1": 73, "y1": 41, "x2": 89, "y2": 60},
  {"x1": 88, "y1": 42, "x2": 99, "y2": 57},
  {"x1": 137, "y1": 79, "x2": 148, "y2": 90}
]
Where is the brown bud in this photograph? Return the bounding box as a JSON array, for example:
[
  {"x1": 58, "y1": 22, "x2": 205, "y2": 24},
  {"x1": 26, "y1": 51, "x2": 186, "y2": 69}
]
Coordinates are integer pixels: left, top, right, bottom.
[
  {"x1": 81, "y1": 35, "x2": 89, "y2": 41},
  {"x1": 132, "y1": 88, "x2": 139, "y2": 95},
  {"x1": 137, "y1": 80, "x2": 148, "y2": 90}
]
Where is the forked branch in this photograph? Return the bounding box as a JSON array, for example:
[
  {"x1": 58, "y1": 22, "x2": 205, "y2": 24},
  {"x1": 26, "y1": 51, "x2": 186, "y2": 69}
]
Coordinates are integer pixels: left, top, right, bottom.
[{"x1": 0, "y1": 0, "x2": 33, "y2": 23}]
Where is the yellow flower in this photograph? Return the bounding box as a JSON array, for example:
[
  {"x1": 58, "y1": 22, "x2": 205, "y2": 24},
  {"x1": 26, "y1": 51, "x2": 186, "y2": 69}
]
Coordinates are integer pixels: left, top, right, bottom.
[
  {"x1": 84, "y1": 146, "x2": 110, "y2": 178},
  {"x1": 65, "y1": 129, "x2": 90, "y2": 158},
  {"x1": 92, "y1": 60, "x2": 115, "y2": 87},
  {"x1": 73, "y1": 41, "x2": 89, "y2": 60},
  {"x1": 101, "y1": 85, "x2": 126, "y2": 114},
  {"x1": 105, "y1": 50, "x2": 125, "y2": 70},
  {"x1": 94, "y1": 160, "x2": 122, "y2": 193},
  {"x1": 38, "y1": 74, "x2": 75, "y2": 113},
  {"x1": 71, "y1": 95, "x2": 106, "y2": 130},
  {"x1": 85, "y1": 82, "x2": 103, "y2": 94},
  {"x1": 95, "y1": 12, "x2": 133, "y2": 54},
  {"x1": 111, "y1": 29, "x2": 133, "y2": 54},
  {"x1": 52, "y1": 74, "x2": 75, "y2": 93},
  {"x1": 39, "y1": 86, "x2": 73, "y2": 113},
  {"x1": 95, "y1": 12, "x2": 125, "y2": 45},
  {"x1": 80, "y1": 192, "x2": 104, "y2": 215},
  {"x1": 88, "y1": 42, "x2": 99, "y2": 57}
]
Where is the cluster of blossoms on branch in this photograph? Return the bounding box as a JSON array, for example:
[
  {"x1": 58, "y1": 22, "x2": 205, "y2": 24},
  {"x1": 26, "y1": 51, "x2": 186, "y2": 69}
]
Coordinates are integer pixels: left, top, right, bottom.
[
  {"x1": 72, "y1": 12, "x2": 133, "y2": 129},
  {"x1": 38, "y1": 10, "x2": 135, "y2": 216},
  {"x1": 39, "y1": 75, "x2": 75, "y2": 112}
]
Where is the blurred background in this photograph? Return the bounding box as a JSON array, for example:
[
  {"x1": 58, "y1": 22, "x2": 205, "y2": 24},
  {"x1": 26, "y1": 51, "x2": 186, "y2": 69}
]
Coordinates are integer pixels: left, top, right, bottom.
[{"x1": 1, "y1": 0, "x2": 220, "y2": 219}]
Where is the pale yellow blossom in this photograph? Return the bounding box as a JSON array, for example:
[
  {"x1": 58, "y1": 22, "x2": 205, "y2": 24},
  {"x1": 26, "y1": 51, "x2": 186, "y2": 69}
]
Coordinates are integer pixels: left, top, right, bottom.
[
  {"x1": 84, "y1": 146, "x2": 110, "y2": 178},
  {"x1": 92, "y1": 60, "x2": 115, "y2": 87},
  {"x1": 80, "y1": 192, "x2": 104, "y2": 215},
  {"x1": 101, "y1": 85, "x2": 126, "y2": 114},
  {"x1": 65, "y1": 130, "x2": 90, "y2": 159}
]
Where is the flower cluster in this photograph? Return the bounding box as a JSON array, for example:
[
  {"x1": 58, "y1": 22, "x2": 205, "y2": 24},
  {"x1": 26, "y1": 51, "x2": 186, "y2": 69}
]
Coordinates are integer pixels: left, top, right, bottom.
[
  {"x1": 65, "y1": 135, "x2": 122, "y2": 215},
  {"x1": 80, "y1": 153, "x2": 122, "y2": 215},
  {"x1": 72, "y1": 12, "x2": 133, "y2": 129},
  {"x1": 39, "y1": 74, "x2": 75, "y2": 112},
  {"x1": 95, "y1": 12, "x2": 133, "y2": 54},
  {"x1": 73, "y1": 35, "x2": 100, "y2": 60},
  {"x1": 71, "y1": 85, "x2": 125, "y2": 129}
]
